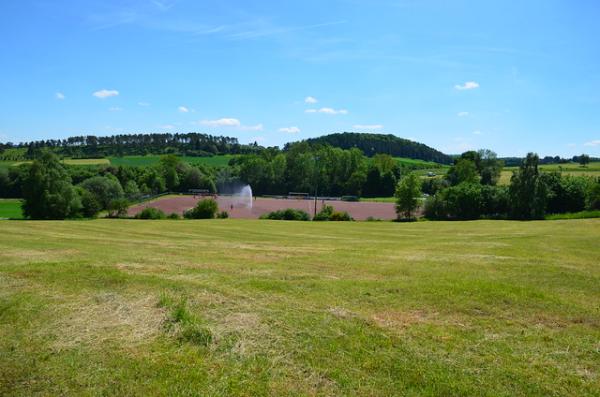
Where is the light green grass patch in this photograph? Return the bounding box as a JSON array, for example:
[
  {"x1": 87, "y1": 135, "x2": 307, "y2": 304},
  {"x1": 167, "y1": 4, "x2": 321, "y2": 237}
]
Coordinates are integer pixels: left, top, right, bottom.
[
  {"x1": 108, "y1": 155, "x2": 235, "y2": 168},
  {"x1": 0, "y1": 199, "x2": 23, "y2": 219},
  {"x1": 0, "y1": 219, "x2": 599, "y2": 395}
]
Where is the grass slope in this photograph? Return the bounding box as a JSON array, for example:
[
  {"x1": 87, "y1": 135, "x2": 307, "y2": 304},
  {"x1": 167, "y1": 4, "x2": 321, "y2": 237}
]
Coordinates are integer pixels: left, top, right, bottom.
[
  {"x1": 0, "y1": 199, "x2": 23, "y2": 219},
  {"x1": 1, "y1": 219, "x2": 599, "y2": 396},
  {"x1": 500, "y1": 161, "x2": 600, "y2": 185},
  {"x1": 109, "y1": 155, "x2": 234, "y2": 168}
]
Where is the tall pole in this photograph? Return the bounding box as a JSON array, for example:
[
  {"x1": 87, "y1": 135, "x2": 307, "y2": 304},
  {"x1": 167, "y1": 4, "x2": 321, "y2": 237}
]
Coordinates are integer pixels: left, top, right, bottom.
[{"x1": 314, "y1": 155, "x2": 319, "y2": 219}]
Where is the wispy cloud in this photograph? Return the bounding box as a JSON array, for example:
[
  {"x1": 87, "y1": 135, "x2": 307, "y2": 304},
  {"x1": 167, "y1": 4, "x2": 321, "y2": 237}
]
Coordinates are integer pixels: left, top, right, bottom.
[
  {"x1": 455, "y1": 81, "x2": 479, "y2": 91},
  {"x1": 200, "y1": 118, "x2": 241, "y2": 127},
  {"x1": 306, "y1": 107, "x2": 348, "y2": 115},
  {"x1": 304, "y1": 96, "x2": 318, "y2": 104},
  {"x1": 227, "y1": 20, "x2": 347, "y2": 40},
  {"x1": 138, "y1": 101, "x2": 150, "y2": 107},
  {"x1": 55, "y1": 92, "x2": 65, "y2": 100},
  {"x1": 93, "y1": 89, "x2": 119, "y2": 99},
  {"x1": 584, "y1": 139, "x2": 600, "y2": 147},
  {"x1": 279, "y1": 126, "x2": 300, "y2": 134},
  {"x1": 178, "y1": 106, "x2": 189, "y2": 113},
  {"x1": 240, "y1": 123, "x2": 264, "y2": 131},
  {"x1": 473, "y1": 130, "x2": 482, "y2": 135},
  {"x1": 108, "y1": 106, "x2": 123, "y2": 112},
  {"x1": 159, "y1": 124, "x2": 175, "y2": 130},
  {"x1": 353, "y1": 124, "x2": 383, "y2": 130},
  {"x1": 457, "y1": 111, "x2": 469, "y2": 117}
]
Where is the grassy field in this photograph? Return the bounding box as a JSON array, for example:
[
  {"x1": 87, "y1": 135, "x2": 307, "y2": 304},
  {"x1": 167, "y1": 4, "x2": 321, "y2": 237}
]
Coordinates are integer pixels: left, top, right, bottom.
[
  {"x1": 109, "y1": 155, "x2": 234, "y2": 168},
  {"x1": 0, "y1": 199, "x2": 23, "y2": 219},
  {"x1": 1, "y1": 219, "x2": 599, "y2": 396},
  {"x1": 500, "y1": 162, "x2": 600, "y2": 185}
]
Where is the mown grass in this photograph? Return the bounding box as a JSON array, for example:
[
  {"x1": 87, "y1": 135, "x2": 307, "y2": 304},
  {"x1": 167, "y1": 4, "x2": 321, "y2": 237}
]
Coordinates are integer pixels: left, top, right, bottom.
[
  {"x1": 0, "y1": 199, "x2": 23, "y2": 219},
  {"x1": 109, "y1": 155, "x2": 235, "y2": 168},
  {"x1": 0, "y1": 219, "x2": 599, "y2": 396}
]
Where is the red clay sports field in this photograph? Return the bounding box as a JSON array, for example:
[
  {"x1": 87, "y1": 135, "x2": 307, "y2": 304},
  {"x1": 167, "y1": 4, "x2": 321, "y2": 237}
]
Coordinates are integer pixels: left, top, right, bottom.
[{"x1": 128, "y1": 195, "x2": 397, "y2": 220}]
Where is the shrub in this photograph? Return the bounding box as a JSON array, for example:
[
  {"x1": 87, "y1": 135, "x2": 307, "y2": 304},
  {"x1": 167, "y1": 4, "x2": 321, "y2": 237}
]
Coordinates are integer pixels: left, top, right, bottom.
[
  {"x1": 314, "y1": 205, "x2": 334, "y2": 221},
  {"x1": 167, "y1": 212, "x2": 181, "y2": 220},
  {"x1": 330, "y1": 211, "x2": 352, "y2": 221},
  {"x1": 216, "y1": 211, "x2": 229, "y2": 219},
  {"x1": 587, "y1": 182, "x2": 600, "y2": 210},
  {"x1": 184, "y1": 198, "x2": 218, "y2": 219},
  {"x1": 260, "y1": 208, "x2": 310, "y2": 221},
  {"x1": 135, "y1": 207, "x2": 166, "y2": 219},
  {"x1": 341, "y1": 195, "x2": 359, "y2": 202},
  {"x1": 108, "y1": 198, "x2": 129, "y2": 218}
]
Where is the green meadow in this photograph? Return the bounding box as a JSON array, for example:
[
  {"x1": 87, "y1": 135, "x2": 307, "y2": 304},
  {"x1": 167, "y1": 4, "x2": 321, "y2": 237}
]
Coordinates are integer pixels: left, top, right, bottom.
[
  {"x1": 108, "y1": 154, "x2": 235, "y2": 168},
  {"x1": 0, "y1": 199, "x2": 23, "y2": 219},
  {"x1": 500, "y1": 162, "x2": 600, "y2": 185},
  {"x1": 1, "y1": 219, "x2": 598, "y2": 396}
]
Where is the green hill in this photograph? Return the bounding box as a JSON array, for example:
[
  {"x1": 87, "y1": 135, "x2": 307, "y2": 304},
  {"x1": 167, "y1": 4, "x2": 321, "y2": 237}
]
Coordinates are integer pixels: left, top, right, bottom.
[{"x1": 302, "y1": 132, "x2": 452, "y2": 164}]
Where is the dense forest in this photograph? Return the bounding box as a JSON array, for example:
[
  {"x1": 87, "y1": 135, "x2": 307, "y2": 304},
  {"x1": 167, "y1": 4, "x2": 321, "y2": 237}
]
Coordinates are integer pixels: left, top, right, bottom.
[
  {"x1": 300, "y1": 132, "x2": 453, "y2": 164},
  {"x1": 0, "y1": 133, "x2": 260, "y2": 159}
]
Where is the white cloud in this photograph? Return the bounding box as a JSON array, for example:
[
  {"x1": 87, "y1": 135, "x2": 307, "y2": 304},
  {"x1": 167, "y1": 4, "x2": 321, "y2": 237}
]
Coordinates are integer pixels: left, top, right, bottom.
[
  {"x1": 178, "y1": 106, "x2": 189, "y2": 113},
  {"x1": 584, "y1": 139, "x2": 600, "y2": 147},
  {"x1": 472, "y1": 130, "x2": 482, "y2": 135},
  {"x1": 55, "y1": 92, "x2": 65, "y2": 100},
  {"x1": 306, "y1": 107, "x2": 348, "y2": 115},
  {"x1": 353, "y1": 124, "x2": 383, "y2": 130},
  {"x1": 457, "y1": 111, "x2": 469, "y2": 117},
  {"x1": 279, "y1": 126, "x2": 301, "y2": 134},
  {"x1": 454, "y1": 81, "x2": 480, "y2": 90},
  {"x1": 108, "y1": 106, "x2": 122, "y2": 112},
  {"x1": 93, "y1": 89, "x2": 119, "y2": 99},
  {"x1": 200, "y1": 118, "x2": 241, "y2": 127},
  {"x1": 240, "y1": 123, "x2": 264, "y2": 131},
  {"x1": 305, "y1": 96, "x2": 318, "y2": 104},
  {"x1": 138, "y1": 102, "x2": 150, "y2": 107}
]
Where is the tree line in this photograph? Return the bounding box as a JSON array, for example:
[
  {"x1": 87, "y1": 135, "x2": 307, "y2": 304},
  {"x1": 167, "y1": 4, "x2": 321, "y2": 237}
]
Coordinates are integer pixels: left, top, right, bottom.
[
  {"x1": 0, "y1": 132, "x2": 260, "y2": 159},
  {"x1": 421, "y1": 151, "x2": 599, "y2": 220}
]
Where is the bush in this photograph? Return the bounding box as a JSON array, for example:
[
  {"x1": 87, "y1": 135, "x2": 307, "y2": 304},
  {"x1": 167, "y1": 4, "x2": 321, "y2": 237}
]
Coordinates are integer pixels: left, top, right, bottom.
[
  {"x1": 588, "y1": 182, "x2": 600, "y2": 210},
  {"x1": 184, "y1": 198, "x2": 218, "y2": 219},
  {"x1": 216, "y1": 211, "x2": 229, "y2": 219},
  {"x1": 314, "y1": 205, "x2": 334, "y2": 221},
  {"x1": 108, "y1": 198, "x2": 129, "y2": 218},
  {"x1": 260, "y1": 208, "x2": 310, "y2": 221},
  {"x1": 330, "y1": 211, "x2": 352, "y2": 221},
  {"x1": 167, "y1": 212, "x2": 181, "y2": 220},
  {"x1": 341, "y1": 195, "x2": 359, "y2": 202},
  {"x1": 135, "y1": 207, "x2": 166, "y2": 219}
]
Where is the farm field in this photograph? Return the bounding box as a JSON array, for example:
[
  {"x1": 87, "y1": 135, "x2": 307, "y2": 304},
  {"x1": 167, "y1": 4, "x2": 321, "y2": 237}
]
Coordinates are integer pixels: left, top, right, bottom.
[
  {"x1": 499, "y1": 161, "x2": 600, "y2": 185},
  {"x1": 0, "y1": 199, "x2": 23, "y2": 219},
  {"x1": 109, "y1": 154, "x2": 234, "y2": 168},
  {"x1": 1, "y1": 219, "x2": 599, "y2": 396}
]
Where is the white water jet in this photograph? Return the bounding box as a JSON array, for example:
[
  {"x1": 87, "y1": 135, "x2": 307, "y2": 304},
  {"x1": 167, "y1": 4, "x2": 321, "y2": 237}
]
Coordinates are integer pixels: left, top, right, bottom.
[{"x1": 233, "y1": 185, "x2": 253, "y2": 209}]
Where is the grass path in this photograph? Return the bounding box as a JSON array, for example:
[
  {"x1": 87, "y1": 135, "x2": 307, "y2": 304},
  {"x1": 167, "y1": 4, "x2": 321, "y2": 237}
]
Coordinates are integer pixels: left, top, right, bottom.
[{"x1": 0, "y1": 219, "x2": 599, "y2": 396}]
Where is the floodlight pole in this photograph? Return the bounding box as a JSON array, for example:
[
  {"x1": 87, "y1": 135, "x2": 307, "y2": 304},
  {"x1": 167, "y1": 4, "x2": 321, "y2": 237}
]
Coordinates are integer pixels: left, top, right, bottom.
[{"x1": 314, "y1": 155, "x2": 319, "y2": 219}]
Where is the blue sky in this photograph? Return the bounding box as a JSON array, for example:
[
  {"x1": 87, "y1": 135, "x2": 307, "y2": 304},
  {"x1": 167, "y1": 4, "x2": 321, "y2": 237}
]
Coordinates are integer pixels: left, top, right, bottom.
[{"x1": 1, "y1": 0, "x2": 599, "y2": 157}]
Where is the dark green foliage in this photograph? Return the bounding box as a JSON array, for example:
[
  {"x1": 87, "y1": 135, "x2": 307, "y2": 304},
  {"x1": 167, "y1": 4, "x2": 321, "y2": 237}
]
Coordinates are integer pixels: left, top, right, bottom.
[
  {"x1": 80, "y1": 175, "x2": 124, "y2": 209},
  {"x1": 587, "y1": 181, "x2": 600, "y2": 210},
  {"x1": 578, "y1": 154, "x2": 590, "y2": 167},
  {"x1": 302, "y1": 132, "x2": 452, "y2": 164},
  {"x1": 446, "y1": 158, "x2": 479, "y2": 185},
  {"x1": 167, "y1": 212, "x2": 181, "y2": 220},
  {"x1": 216, "y1": 211, "x2": 229, "y2": 219},
  {"x1": 78, "y1": 186, "x2": 102, "y2": 217},
  {"x1": 542, "y1": 173, "x2": 590, "y2": 214},
  {"x1": 184, "y1": 198, "x2": 218, "y2": 219},
  {"x1": 260, "y1": 208, "x2": 310, "y2": 221},
  {"x1": 394, "y1": 173, "x2": 421, "y2": 220},
  {"x1": 509, "y1": 153, "x2": 548, "y2": 220},
  {"x1": 424, "y1": 183, "x2": 508, "y2": 220},
  {"x1": 21, "y1": 151, "x2": 82, "y2": 219},
  {"x1": 135, "y1": 207, "x2": 167, "y2": 219},
  {"x1": 329, "y1": 210, "x2": 352, "y2": 221},
  {"x1": 108, "y1": 198, "x2": 129, "y2": 218},
  {"x1": 313, "y1": 205, "x2": 334, "y2": 221},
  {"x1": 421, "y1": 177, "x2": 448, "y2": 195}
]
